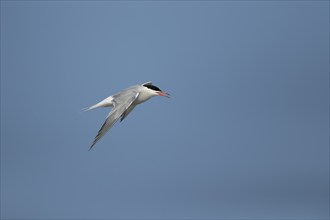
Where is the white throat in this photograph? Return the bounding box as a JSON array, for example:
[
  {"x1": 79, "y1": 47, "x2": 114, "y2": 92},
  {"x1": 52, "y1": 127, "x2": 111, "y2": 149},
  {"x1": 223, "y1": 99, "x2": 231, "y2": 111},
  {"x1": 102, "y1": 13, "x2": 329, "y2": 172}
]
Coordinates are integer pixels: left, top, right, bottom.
[{"x1": 136, "y1": 87, "x2": 156, "y2": 104}]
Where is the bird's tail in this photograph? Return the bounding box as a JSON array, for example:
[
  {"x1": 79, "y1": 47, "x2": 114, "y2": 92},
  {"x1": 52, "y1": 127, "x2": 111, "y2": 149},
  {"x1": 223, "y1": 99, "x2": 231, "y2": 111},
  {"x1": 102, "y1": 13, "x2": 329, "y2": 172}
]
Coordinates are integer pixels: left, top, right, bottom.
[
  {"x1": 82, "y1": 105, "x2": 96, "y2": 111},
  {"x1": 82, "y1": 97, "x2": 114, "y2": 112}
]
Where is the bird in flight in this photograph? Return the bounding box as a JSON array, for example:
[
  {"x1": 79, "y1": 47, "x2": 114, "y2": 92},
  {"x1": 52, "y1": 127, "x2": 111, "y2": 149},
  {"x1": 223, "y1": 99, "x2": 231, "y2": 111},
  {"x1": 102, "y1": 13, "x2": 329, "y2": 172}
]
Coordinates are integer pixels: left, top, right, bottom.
[{"x1": 84, "y1": 81, "x2": 170, "y2": 150}]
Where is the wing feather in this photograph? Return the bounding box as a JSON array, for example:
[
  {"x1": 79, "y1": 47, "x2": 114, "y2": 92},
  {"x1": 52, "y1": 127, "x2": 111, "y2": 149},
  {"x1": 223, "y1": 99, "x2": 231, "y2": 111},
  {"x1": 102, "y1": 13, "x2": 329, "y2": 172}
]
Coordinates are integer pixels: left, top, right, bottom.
[{"x1": 89, "y1": 91, "x2": 139, "y2": 150}]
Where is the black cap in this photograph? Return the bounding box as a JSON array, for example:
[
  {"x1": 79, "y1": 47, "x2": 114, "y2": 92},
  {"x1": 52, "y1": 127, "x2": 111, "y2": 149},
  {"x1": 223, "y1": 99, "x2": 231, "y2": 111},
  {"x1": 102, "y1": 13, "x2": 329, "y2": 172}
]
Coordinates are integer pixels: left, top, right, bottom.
[{"x1": 143, "y1": 84, "x2": 161, "y2": 92}]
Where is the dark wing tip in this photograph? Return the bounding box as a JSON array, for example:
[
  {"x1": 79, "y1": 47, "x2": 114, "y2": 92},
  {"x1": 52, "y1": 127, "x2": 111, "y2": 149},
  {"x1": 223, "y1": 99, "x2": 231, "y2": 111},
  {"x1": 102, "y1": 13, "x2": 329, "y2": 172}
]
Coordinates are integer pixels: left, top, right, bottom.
[{"x1": 88, "y1": 121, "x2": 107, "y2": 151}]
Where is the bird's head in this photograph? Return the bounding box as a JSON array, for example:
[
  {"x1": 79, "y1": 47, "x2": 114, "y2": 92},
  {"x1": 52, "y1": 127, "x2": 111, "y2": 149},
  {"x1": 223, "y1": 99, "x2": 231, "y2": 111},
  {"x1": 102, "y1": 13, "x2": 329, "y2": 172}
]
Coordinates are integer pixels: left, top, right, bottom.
[{"x1": 142, "y1": 82, "x2": 170, "y2": 98}]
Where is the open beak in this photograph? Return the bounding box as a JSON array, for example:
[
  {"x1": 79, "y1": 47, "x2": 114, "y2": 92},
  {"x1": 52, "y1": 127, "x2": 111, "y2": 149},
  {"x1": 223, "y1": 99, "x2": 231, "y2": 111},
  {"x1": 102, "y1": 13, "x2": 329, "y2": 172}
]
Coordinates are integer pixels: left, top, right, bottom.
[{"x1": 158, "y1": 91, "x2": 170, "y2": 98}]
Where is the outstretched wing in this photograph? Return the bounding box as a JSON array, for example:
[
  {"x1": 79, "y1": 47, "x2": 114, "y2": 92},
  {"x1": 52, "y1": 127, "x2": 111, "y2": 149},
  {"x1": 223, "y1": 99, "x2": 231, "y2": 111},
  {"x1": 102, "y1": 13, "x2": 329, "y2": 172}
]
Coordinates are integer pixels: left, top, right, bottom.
[
  {"x1": 142, "y1": 81, "x2": 152, "y2": 86},
  {"x1": 120, "y1": 104, "x2": 136, "y2": 122},
  {"x1": 89, "y1": 91, "x2": 139, "y2": 150}
]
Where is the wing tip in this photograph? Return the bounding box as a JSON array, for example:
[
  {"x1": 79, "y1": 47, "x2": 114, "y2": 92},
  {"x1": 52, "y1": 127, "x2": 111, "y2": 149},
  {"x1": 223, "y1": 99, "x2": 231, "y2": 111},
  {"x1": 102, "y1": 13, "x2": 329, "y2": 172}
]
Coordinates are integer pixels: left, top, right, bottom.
[
  {"x1": 89, "y1": 142, "x2": 96, "y2": 151},
  {"x1": 142, "y1": 81, "x2": 152, "y2": 86}
]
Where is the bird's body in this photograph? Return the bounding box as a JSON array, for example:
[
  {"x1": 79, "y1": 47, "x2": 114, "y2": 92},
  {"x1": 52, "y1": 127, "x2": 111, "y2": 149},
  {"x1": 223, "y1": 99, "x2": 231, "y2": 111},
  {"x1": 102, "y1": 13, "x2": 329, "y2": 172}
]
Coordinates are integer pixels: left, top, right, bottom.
[{"x1": 85, "y1": 81, "x2": 169, "y2": 150}]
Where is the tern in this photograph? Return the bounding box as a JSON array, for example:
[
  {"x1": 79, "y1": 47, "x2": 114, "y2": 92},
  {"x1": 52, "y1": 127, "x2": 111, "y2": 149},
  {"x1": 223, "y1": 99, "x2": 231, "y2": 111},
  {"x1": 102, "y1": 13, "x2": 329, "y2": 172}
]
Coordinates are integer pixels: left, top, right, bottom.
[{"x1": 85, "y1": 81, "x2": 170, "y2": 150}]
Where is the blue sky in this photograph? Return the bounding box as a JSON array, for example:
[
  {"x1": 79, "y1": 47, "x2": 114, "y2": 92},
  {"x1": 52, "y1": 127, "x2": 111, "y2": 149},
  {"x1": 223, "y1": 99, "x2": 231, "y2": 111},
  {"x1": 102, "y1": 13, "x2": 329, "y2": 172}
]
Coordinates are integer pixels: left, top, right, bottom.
[{"x1": 1, "y1": 1, "x2": 329, "y2": 219}]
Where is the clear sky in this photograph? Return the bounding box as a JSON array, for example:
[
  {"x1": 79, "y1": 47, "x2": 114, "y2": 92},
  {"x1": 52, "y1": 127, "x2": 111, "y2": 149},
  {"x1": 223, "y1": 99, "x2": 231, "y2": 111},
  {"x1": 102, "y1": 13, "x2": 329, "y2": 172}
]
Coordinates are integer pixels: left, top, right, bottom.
[{"x1": 1, "y1": 1, "x2": 329, "y2": 219}]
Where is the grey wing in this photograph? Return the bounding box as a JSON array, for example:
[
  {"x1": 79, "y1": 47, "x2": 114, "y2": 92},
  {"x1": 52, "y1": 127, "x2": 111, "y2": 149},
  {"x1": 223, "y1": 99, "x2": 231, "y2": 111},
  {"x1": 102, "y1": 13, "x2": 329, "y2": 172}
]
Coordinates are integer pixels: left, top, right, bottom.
[
  {"x1": 120, "y1": 105, "x2": 136, "y2": 122},
  {"x1": 142, "y1": 81, "x2": 152, "y2": 86},
  {"x1": 89, "y1": 91, "x2": 139, "y2": 150}
]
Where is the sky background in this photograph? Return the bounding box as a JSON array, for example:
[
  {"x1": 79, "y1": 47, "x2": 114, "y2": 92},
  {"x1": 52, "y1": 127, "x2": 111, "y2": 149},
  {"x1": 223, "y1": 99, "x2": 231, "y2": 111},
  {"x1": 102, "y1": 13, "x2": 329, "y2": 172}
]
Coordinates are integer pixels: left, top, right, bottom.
[{"x1": 1, "y1": 0, "x2": 329, "y2": 219}]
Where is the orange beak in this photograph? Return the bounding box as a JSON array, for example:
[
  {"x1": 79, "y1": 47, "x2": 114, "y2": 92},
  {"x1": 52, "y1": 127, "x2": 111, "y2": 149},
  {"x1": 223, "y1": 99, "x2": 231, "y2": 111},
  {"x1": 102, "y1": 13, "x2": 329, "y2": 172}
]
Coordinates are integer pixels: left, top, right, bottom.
[{"x1": 158, "y1": 91, "x2": 170, "y2": 98}]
